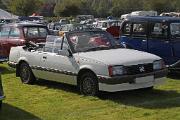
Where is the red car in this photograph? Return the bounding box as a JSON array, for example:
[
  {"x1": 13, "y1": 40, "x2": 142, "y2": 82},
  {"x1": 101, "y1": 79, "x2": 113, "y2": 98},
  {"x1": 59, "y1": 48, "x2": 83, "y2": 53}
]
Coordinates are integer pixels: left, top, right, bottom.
[{"x1": 0, "y1": 22, "x2": 49, "y2": 62}]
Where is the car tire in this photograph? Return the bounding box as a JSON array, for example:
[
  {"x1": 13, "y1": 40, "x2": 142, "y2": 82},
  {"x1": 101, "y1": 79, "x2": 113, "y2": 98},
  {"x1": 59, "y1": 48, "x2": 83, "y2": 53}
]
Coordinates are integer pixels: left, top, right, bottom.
[
  {"x1": 19, "y1": 62, "x2": 36, "y2": 84},
  {"x1": 79, "y1": 72, "x2": 99, "y2": 96}
]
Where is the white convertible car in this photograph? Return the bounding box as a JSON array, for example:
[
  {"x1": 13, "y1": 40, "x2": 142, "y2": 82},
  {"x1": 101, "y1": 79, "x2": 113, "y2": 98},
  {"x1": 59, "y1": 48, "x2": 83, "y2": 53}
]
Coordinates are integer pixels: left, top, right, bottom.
[{"x1": 8, "y1": 30, "x2": 167, "y2": 96}]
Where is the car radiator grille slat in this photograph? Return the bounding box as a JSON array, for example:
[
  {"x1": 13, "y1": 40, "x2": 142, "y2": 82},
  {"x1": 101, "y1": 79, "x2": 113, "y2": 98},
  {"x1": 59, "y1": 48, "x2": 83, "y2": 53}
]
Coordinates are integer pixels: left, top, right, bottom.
[{"x1": 125, "y1": 63, "x2": 153, "y2": 75}]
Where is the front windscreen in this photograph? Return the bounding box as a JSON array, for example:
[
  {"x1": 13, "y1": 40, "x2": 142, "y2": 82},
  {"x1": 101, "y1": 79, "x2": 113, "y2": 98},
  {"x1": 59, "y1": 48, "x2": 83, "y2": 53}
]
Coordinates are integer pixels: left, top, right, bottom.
[{"x1": 67, "y1": 31, "x2": 122, "y2": 53}]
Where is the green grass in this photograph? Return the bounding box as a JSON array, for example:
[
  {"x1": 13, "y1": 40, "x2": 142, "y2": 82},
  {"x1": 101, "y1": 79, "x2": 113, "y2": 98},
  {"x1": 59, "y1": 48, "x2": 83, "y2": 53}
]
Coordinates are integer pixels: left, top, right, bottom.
[{"x1": 0, "y1": 63, "x2": 180, "y2": 120}]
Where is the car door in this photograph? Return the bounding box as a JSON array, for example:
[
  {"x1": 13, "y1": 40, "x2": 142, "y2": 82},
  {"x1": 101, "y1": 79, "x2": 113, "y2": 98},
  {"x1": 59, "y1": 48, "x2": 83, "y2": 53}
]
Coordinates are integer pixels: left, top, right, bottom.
[
  {"x1": 131, "y1": 22, "x2": 148, "y2": 51},
  {"x1": 120, "y1": 22, "x2": 148, "y2": 51},
  {"x1": 147, "y1": 22, "x2": 173, "y2": 65},
  {"x1": 39, "y1": 36, "x2": 79, "y2": 85}
]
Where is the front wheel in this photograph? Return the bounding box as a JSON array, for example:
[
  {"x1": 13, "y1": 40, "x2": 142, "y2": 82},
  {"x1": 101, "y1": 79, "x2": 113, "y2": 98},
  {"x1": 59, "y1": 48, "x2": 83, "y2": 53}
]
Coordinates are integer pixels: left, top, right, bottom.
[
  {"x1": 19, "y1": 62, "x2": 36, "y2": 84},
  {"x1": 79, "y1": 72, "x2": 99, "y2": 96}
]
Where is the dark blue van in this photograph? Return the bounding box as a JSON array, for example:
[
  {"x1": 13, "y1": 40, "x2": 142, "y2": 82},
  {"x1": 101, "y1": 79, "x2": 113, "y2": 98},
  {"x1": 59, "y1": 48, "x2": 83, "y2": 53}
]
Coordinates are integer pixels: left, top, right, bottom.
[{"x1": 120, "y1": 16, "x2": 180, "y2": 72}]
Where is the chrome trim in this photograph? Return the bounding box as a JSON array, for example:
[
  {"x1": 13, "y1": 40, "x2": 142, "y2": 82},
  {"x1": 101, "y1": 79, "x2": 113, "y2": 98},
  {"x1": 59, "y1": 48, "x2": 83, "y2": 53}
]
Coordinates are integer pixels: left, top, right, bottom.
[
  {"x1": 31, "y1": 65, "x2": 77, "y2": 76},
  {"x1": 98, "y1": 69, "x2": 168, "y2": 85}
]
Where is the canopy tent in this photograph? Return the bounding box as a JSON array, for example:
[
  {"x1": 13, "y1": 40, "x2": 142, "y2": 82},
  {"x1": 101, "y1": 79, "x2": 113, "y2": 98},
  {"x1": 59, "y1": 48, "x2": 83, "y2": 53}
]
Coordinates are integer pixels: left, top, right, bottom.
[{"x1": 0, "y1": 9, "x2": 18, "y2": 20}]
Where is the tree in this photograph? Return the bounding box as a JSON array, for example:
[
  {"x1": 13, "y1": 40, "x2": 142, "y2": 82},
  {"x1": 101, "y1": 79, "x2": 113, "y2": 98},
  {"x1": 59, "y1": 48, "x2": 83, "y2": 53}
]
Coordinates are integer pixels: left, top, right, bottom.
[
  {"x1": 54, "y1": 0, "x2": 81, "y2": 17},
  {"x1": 8, "y1": 0, "x2": 43, "y2": 16},
  {"x1": 143, "y1": 0, "x2": 175, "y2": 13}
]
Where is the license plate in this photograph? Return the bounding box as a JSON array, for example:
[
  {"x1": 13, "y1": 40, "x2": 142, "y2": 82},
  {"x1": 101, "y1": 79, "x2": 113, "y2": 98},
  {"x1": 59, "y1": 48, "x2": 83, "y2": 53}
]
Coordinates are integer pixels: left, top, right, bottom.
[{"x1": 135, "y1": 76, "x2": 154, "y2": 83}]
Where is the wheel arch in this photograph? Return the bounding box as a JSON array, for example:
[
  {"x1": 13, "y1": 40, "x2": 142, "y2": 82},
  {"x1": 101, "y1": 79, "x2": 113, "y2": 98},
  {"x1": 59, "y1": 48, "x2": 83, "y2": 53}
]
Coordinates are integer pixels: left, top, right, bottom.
[
  {"x1": 77, "y1": 68, "x2": 98, "y2": 87},
  {"x1": 16, "y1": 60, "x2": 29, "y2": 77}
]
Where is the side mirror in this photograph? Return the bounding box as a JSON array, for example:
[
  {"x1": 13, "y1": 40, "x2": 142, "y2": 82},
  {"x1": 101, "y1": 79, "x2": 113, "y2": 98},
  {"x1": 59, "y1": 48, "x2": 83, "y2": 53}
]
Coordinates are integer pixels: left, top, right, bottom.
[{"x1": 57, "y1": 49, "x2": 70, "y2": 56}]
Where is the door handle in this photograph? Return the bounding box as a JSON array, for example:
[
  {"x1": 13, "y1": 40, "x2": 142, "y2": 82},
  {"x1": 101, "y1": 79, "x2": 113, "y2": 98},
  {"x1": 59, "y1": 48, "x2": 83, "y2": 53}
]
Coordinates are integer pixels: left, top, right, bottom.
[
  {"x1": 142, "y1": 40, "x2": 147, "y2": 42},
  {"x1": 43, "y1": 56, "x2": 47, "y2": 59},
  {"x1": 164, "y1": 41, "x2": 169, "y2": 43}
]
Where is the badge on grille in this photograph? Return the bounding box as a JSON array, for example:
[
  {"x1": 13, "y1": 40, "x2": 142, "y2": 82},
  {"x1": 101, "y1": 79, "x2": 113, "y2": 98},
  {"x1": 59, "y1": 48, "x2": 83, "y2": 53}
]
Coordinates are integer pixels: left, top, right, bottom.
[{"x1": 139, "y1": 66, "x2": 145, "y2": 72}]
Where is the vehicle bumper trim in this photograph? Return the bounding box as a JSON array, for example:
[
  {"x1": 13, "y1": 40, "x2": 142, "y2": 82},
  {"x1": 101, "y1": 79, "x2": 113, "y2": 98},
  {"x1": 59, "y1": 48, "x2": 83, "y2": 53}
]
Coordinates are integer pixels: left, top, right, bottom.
[
  {"x1": 7, "y1": 61, "x2": 17, "y2": 68},
  {"x1": 98, "y1": 69, "x2": 168, "y2": 85}
]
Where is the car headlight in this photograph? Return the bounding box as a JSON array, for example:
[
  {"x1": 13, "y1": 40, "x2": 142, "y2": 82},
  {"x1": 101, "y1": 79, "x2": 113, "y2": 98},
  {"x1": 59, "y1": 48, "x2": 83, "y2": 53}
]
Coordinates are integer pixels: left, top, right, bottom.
[
  {"x1": 108, "y1": 65, "x2": 126, "y2": 76},
  {"x1": 153, "y1": 60, "x2": 165, "y2": 70}
]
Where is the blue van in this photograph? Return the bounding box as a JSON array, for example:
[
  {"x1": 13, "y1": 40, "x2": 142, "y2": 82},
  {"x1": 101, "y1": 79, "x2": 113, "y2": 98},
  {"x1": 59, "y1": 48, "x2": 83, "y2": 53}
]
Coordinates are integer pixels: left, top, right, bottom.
[{"x1": 120, "y1": 16, "x2": 180, "y2": 72}]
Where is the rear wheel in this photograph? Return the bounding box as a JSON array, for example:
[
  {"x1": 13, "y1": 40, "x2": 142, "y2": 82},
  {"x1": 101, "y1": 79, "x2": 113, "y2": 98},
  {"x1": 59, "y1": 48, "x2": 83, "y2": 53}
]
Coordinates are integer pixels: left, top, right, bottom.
[
  {"x1": 79, "y1": 72, "x2": 99, "y2": 96},
  {"x1": 19, "y1": 62, "x2": 36, "y2": 84}
]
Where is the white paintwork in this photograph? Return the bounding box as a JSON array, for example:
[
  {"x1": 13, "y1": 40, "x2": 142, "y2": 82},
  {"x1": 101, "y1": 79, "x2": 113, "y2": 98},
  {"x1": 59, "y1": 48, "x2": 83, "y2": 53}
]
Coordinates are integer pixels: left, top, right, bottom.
[
  {"x1": 99, "y1": 76, "x2": 166, "y2": 92},
  {"x1": 76, "y1": 48, "x2": 160, "y2": 66}
]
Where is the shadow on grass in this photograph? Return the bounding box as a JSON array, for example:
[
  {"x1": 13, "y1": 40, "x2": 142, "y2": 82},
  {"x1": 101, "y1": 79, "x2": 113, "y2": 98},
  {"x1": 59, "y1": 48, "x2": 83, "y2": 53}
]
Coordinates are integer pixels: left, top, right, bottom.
[
  {"x1": 0, "y1": 65, "x2": 15, "y2": 75},
  {"x1": 0, "y1": 103, "x2": 41, "y2": 120},
  {"x1": 34, "y1": 79, "x2": 180, "y2": 109},
  {"x1": 167, "y1": 72, "x2": 180, "y2": 80},
  {"x1": 35, "y1": 79, "x2": 79, "y2": 94},
  {"x1": 98, "y1": 89, "x2": 180, "y2": 109}
]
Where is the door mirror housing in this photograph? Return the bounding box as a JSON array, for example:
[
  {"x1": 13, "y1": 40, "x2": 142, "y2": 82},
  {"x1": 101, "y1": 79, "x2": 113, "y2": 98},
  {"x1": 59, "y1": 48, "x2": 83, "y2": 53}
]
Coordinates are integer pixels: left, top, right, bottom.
[{"x1": 57, "y1": 49, "x2": 70, "y2": 56}]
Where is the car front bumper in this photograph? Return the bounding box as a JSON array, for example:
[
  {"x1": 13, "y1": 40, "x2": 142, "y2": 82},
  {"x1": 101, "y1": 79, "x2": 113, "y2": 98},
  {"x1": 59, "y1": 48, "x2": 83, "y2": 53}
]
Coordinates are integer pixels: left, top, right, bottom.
[
  {"x1": 98, "y1": 69, "x2": 168, "y2": 92},
  {"x1": 7, "y1": 61, "x2": 17, "y2": 68}
]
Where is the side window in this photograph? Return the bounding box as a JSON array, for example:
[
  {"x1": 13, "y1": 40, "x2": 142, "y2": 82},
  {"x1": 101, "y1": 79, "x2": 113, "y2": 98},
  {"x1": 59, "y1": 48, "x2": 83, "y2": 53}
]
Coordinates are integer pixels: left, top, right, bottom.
[
  {"x1": 149, "y1": 22, "x2": 168, "y2": 39},
  {"x1": 24, "y1": 27, "x2": 39, "y2": 38},
  {"x1": 9, "y1": 28, "x2": 20, "y2": 38},
  {"x1": 43, "y1": 36, "x2": 69, "y2": 54},
  {"x1": 53, "y1": 37, "x2": 63, "y2": 53},
  {"x1": 24, "y1": 27, "x2": 48, "y2": 38},
  {"x1": 53, "y1": 37, "x2": 69, "y2": 54},
  {"x1": 132, "y1": 23, "x2": 146, "y2": 37},
  {"x1": 122, "y1": 22, "x2": 131, "y2": 35},
  {"x1": 170, "y1": 23, "x2": 180, "y2": 39},
  {"x1": 0, "y1": 27, "x2": 10, "y2": 38},
  {"x1": 39, "y1": 27, "x2": 48, "y2": 37}
]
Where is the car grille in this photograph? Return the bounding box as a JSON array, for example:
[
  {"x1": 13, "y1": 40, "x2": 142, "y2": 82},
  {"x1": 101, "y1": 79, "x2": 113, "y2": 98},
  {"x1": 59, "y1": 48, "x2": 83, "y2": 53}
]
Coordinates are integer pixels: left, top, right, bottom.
[{"x1": 125, "y1": 63, "x2": 153, "y2": 75}]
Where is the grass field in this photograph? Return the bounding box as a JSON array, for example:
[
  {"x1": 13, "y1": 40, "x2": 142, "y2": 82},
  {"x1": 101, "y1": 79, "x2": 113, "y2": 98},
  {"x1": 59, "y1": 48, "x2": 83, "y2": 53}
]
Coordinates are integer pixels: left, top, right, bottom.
[{"x1": 0, "y1": 63, "x2": 180, "y2": 120}]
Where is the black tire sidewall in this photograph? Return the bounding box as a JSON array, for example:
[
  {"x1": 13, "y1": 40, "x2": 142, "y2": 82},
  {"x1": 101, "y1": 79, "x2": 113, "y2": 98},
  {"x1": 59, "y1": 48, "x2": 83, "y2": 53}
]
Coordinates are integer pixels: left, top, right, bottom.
[
  {"x1": 19, "y1": 63, "x2": 34, "y2": 84},
  {"x1": 80, "y1": 72, "x2": 99, "y2": 96}
]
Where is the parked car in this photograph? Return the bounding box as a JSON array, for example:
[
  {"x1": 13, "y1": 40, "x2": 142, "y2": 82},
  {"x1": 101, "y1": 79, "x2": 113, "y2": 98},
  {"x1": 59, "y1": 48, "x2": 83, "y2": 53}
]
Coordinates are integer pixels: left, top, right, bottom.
[
  {"x1": 96, "y1": 20, "x2": 121, "y2": 39},
  {"x1": 58, "y1": 23, "x2": 98, "y2": 36},
  {"x1": 0, "y1": 22, "x2": 49, "y2": 62},
  {"x1": 8, "y1": 30, "x2": 167, "y2": 96},
  {"x1": 59, "y1": 18, "x2": 70, "y2": 25},
  {"x1": 96, "y1": 20, "x2": 121, "y2": 30},
  {"x1": 0, "y1": 73, "x2": 5, "y2": 109},
  {"x1": 120, "y1": 16, "x2": 180, "y2": 72}
]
